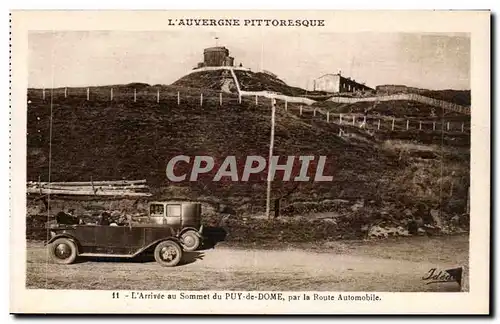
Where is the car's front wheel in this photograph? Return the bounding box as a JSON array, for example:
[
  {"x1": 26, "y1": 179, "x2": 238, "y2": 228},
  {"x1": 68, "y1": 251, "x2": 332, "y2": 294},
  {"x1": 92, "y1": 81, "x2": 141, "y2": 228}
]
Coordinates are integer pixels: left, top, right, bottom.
[
  {"x1": 154, "y1": 240, "x2": 183, "y2": 267},
  {"x1": 48, "y1": 238, "x2": 78, "y2": 264}
]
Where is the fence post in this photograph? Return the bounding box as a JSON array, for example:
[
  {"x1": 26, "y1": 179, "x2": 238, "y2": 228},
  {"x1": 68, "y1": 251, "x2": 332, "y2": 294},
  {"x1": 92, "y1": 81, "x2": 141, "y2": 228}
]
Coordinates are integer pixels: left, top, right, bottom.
[
  {"x1": 285, "y1": 100, "x2": 288, "y2": 111},
  {"x1": 391, "y1": 118, "x2": 395, "y2": 131},
  {"x1": 352, "y1": 116, "x2": 356, "y2": 126},
  {"x1": 406, "y1": 120, "x2": 409, "y2": 130},
  {"x1": 64, "y1": 87, "x2": 67, "y2": 98},
  {"x1": 219, "y1": 92, "x2": 222, "y2": 106},
  {"x1": 419, "y1": 121, "x2": 422, "y2": 130},
  {"x1": 339, "y1": 114, "x2": 343, "y2": 124},
  {"x1": 327, "y1": 111, "x2": 330, "y2": 123},
  {"x1": 200, "y1": 93, "x2": 203, "y2": 106},
  {"x1": 461, "y1": 123, "x2": 464, "y2": 133},
  {"x1": 157, "y1": 89, "x2": 160, "y2": 103},
  {"x1": 110, "y1": 88, "x2": 113, "y2": 101},
  {"x1": 255, "y1": 95, "x2": 258, "y2": 105},
  {"x1": 87, "y1": 88, "x2": 90, "y2": 101},
  {"x1": 433, "y1": 121, "x2": 436, "y2": 131},
  {"x1": 134, "y1": 89, "x2": 137, "y2": 102},
  {"x1": 447, "y1": 122, "x2": 450, "y2": 131},
  {"x1": 177, "y1": 91, "x2": 180, "y2": 105},
  {"x1": 300, "y1": 105, "x2": 303, "y2": 116},
  {"x1": 313, "y1": 108, "x2": 316, "y2": 117},
  {"x1": 377, "y1": 119, "x2": 380, "y2": 130},
  {"x1": 363, "y1": 115, "x2": 366, "y2": 124},
  {"x1": 42, "y1": 88, "x2": 45, "y2": 100}
]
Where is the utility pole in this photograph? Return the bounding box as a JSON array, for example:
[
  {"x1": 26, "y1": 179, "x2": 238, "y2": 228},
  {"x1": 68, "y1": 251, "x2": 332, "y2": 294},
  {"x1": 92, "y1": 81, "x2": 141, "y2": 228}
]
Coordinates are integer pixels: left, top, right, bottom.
[
  {"x1": 266, "y1": 98, "x2": 276, "y2": 219},
  {"x1": 215, "y1": 37, "x2": 219, "y2": 47}
]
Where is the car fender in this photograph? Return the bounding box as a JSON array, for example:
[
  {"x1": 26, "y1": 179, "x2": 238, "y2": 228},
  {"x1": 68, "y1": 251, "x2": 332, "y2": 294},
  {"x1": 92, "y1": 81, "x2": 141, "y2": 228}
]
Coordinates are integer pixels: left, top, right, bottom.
[
  {"x1": 46, "y1": 234, "x2": 81, "y2": 253},
  {"x1": 179, "y1": 227, "x2": 203, "y2": 238},
  {"x1": 132, "y1": 237, "x2": 183, "y2": 257}
]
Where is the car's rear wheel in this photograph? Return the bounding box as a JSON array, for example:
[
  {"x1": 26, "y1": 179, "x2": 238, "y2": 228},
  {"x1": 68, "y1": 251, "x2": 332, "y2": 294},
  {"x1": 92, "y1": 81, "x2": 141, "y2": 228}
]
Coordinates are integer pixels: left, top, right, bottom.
[
  {"x1": 49, "y1": 238, "x2": 78, "y2": 264},
  {"x1": 154, "y1": 240, "x2": 183, "y2": 267},
  {"x1": 181, "y1": 230, "x2": 200, "y2": 252}
]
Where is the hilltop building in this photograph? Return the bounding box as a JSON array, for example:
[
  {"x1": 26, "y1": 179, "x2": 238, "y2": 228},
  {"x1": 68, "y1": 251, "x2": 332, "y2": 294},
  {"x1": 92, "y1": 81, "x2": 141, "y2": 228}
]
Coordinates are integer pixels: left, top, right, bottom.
[
  {"x1": 313, "y1": 73, "x2": 373, "y2": 93},
  {"x1": 195, "y1": 46, "x2": 235, "y2": 69}
]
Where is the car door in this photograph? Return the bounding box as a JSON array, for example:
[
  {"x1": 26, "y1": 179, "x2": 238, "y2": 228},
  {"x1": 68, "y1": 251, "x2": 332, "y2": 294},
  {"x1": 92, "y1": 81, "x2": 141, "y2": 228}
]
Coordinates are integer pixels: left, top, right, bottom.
[
  {"x1": 92, "y1": 225, "x2": 138, "y2": 255},
  {"x1": 165, "y1": 204, "x2": 182, "y2": 227},
  {"x1": 73, "y1": 225, "x2": 98, "y2": 252},
  {"x1": 104, "y1": 226, "x2": 129, "y2": 254}
]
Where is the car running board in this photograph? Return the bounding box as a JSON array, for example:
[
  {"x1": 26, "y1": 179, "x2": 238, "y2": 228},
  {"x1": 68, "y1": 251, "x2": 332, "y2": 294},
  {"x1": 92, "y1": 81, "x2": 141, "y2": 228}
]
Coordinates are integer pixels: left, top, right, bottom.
[{"x1": 79, "y1": 253, "x2": 134, "y2": 258}]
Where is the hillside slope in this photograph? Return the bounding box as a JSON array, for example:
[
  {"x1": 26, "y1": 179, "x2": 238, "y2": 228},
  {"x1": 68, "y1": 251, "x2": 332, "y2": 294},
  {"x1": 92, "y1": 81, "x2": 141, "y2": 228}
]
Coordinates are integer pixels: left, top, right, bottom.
[
  {"x1": 27, "y1": 86, "x2": 405, "y2": 205},
  {"x1": 27, "y1": 80, "x2": 470, "y2": 218},
  {"x1": 413, "y1": 89, "x2": 471, "y2": 107},
  {"x1": 233, "y1": 70, "x2": 328, "y2": 98},
  {"x1": 26, "y1": 85, "x2": 472, "y2": 247},
  {"x1": 173, "y1": 69, "x2": 330, "y2": 99},
  {"x1": 313, "y1": 100, "x2": 469, "y2": 119},
  {"x1": 172, "y1": 70, "x2": 237, "y2": 93}
]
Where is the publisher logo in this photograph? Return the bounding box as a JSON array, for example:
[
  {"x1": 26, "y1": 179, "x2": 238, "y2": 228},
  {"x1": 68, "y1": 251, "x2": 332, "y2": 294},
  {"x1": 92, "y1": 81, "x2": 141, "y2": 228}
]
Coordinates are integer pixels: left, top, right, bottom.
[{"x1": 422, "y1": 267, "x2": 463, "y2": 287}]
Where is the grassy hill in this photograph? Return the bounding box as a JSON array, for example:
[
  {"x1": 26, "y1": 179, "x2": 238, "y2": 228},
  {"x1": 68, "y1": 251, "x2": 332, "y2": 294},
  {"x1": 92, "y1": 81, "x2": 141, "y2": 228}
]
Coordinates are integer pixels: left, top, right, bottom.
[
  {"x1": 26, "y1": 81, "x2": 472, "y2": 242},
  {"x1": 313, "y1": 100, "x2": 469, "y2": 119},
  {"x1": 233, "y1": 70, "x2": 329, "y2": 98},
  {"x1": 173, "y1": 69, "x2": 330, "y2": 99},
  {"x1": 173, "y1": 70, "x2": 472, "y2": 109},
  {"x1": 27, "y1": 83, "x2": 470, "y2": 213},
  {"x1": 172, "y1": 70, "x2": 235, "y2": 93},
  {"x1": 413, "y1": 89, "x2": 471, "y2": 107},
  {"x1": 27, "y1": 85, "x2": 401, "y2": 205}
]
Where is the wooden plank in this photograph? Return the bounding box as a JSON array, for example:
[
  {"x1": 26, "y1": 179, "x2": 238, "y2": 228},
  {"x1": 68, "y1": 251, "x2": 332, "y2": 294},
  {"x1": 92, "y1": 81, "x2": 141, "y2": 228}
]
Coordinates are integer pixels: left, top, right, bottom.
[
  {"x1": 26, "y1": 188, "x2": 152, "y2": 197},
  {"x1": 30, "y1": 179, "x2": 147, "y2": 186},
  {"x1": 28, "y1": 185, "x2": 149, "y2": 191}
]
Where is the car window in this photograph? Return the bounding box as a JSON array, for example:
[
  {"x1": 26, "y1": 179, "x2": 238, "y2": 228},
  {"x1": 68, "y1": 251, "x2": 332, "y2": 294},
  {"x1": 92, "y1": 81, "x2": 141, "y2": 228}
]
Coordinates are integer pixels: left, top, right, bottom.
[
  {"x1": 150, "y1": 204, "x2": 164, "y2": 216},
  {"x1": 167, "y1": 205, "x2": 181, "y2": 217}
]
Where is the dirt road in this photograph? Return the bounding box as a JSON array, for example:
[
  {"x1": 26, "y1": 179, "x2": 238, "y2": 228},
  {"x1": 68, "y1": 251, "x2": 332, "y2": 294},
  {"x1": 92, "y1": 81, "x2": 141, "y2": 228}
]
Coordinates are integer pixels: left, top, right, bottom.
[{"x1": 26, "y1": 235, "x2": 468, "y2": 292}]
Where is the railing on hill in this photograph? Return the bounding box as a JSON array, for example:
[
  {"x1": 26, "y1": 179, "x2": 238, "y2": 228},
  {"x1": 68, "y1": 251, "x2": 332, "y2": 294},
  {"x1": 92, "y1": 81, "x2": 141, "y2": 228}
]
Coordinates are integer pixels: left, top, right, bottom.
[
  {"x1": 27, "y1": 87, "x2": 470, "y2": 135},
  {"x1": 28, "y1": 87, "x2": 470, "y2": 115},
  {"x1": 328, "y1": 93, "x2": 470, "y2": 115},
  {"x1": 239, "y1": 90, "x2": 316, "y2": 105},
  {"x1": 281, "y1": 103, "x2": 471, "y2": 135}
]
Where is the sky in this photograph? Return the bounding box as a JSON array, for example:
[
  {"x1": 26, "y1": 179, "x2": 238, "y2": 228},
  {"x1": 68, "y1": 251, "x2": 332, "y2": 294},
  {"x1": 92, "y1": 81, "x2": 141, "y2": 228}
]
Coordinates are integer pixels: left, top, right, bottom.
[{"x1": 28, "y1": 31, "x2": 470, "y2": 90}]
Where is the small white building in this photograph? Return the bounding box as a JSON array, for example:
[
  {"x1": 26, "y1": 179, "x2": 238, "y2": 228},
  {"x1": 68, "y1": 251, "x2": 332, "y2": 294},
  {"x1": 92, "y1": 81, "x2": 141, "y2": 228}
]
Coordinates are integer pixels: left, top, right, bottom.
[{"x1": 313, "y1": 73, "x2": 373, "y2": 93}]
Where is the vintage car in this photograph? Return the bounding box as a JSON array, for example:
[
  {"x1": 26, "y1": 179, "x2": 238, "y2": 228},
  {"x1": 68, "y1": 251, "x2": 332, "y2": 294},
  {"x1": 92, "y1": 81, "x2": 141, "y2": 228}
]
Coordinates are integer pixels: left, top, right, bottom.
[
  {"x1": 147, "y1": 201, "x2": 204, "y2": 252},
  {"x1": 46, "y1": 201, "x2": 204, "y2": 266}
]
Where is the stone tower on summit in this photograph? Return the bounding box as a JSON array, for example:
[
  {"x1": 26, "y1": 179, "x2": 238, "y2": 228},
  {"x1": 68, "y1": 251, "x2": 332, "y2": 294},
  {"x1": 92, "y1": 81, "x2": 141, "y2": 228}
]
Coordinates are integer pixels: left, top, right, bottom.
[{"x1": 195, "y1": 46, "x2": 235, "y2": 69}]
